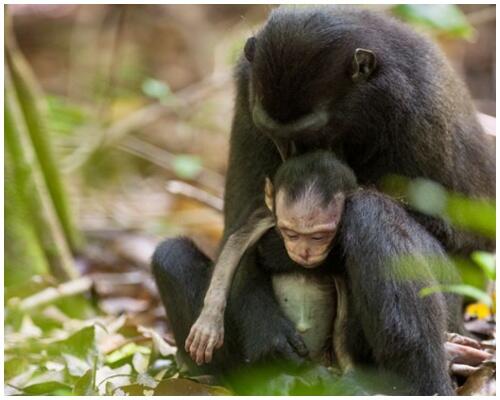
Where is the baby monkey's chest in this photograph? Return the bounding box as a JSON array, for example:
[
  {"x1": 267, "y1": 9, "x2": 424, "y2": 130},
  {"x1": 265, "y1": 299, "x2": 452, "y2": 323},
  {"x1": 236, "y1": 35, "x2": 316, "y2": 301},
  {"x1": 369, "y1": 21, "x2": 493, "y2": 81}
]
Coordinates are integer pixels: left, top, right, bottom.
[{"x1": 272, "y1": 272, "x2": 336, "y2": 362}]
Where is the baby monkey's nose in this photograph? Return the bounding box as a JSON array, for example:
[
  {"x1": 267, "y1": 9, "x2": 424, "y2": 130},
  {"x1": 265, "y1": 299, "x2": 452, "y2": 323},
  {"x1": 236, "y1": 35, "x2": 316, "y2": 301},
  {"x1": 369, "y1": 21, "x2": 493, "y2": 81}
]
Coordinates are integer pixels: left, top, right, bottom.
[{"x1": 296, "y1": 321, "x2": 311, "y2": 333}]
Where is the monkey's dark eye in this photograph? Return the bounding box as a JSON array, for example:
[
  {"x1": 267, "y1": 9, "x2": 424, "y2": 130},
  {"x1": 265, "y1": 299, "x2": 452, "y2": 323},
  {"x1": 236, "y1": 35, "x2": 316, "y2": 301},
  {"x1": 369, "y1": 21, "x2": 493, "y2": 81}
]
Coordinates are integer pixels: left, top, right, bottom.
[{"x1": 244, "y1": 37, "x2": 257, "y2": 63}]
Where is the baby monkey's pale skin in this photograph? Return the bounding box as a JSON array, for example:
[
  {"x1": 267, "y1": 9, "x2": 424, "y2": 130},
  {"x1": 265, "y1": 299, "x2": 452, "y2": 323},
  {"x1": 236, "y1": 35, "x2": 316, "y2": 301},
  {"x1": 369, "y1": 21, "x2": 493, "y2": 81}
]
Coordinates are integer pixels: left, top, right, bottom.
[{"x1": 185, "y1": 177, "x2": 344, "y2": 365}]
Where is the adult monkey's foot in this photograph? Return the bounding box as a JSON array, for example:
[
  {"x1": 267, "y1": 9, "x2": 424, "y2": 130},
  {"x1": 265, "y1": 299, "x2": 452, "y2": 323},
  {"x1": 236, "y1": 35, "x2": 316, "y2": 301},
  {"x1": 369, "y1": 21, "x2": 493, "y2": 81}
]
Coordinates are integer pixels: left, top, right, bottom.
[
  {"x1": 240, "y1": 311, "x2": 309, "y2": 367},
  {"x1": 445, "y1": 332, "x2": 493, "y2": 377}
]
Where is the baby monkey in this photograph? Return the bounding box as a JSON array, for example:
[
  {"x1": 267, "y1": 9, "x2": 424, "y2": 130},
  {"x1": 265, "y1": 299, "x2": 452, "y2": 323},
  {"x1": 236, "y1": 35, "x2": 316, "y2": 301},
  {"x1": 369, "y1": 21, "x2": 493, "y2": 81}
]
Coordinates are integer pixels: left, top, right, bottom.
[{"x1": 185, "y1": 151, "x2": 356, "y2": 365}]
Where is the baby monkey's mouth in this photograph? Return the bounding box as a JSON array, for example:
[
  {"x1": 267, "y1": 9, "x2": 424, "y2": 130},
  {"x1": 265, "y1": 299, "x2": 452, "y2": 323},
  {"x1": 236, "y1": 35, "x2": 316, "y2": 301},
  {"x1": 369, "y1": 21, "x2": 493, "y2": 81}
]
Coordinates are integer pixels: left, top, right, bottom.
[{"x1": 291, "y1": 255, "x2": 326, "y2": 268}]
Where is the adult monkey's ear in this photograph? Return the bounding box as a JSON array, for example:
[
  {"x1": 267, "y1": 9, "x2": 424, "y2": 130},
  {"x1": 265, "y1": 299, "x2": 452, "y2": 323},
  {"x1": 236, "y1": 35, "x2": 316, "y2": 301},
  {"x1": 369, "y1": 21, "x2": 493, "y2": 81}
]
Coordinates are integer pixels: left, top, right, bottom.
[
  {"x1": 351, "y1": 48, "x2": 377, "y2": 82},
  {"x1": 244, "y1": 37, "x2": 257, "y2": 62},
  {"x1": 264, "y1": 177, "x2": 274, "y2": 212}
]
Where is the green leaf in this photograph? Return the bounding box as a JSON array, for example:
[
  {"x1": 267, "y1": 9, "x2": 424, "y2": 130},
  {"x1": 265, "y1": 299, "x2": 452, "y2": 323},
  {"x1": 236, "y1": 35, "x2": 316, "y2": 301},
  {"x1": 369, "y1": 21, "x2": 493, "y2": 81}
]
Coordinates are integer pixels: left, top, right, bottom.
[
  {"x1": 5, "y1": 357, "x2": 29, "y2": 381},
  {"x1": 453, "y1": 256, "x2": 488, "y2": 293},
  {"x1": 55, "y1": 294, "x2": 96, "y2": 320},
  {"x1": 48, "y1": 325, "x2": 96, "y2": 362},
  {"x1": 420, "y1": 284, "x2": 492, "y2": 306},
  {"x1": 22, "y1": 381, "x2": 72, "y2": 395},
  {"x1": 172, "y1": 155, "x2": 203, "y2": 179},
  {"x1": 392, "y1": 4, "x2": 474, "y2": 39},
  {"x1": 382, "y1": 175, "x2": 496, "y2": 238},
  {"x1": 407, "y1": 179, "x2": 447, "y2": 217},
  {"x1": 121, "y1": 378, "x2": 232, "y2": 396},
  {"x1": 105, "y1": 342, "x2": 150, "y2": 365},
  {"x1": 446, "y1": 195, "x2": 495, "y2": 239},
  {"x1": 141, "y1": 78, "x2": 173, "y2": 103},
  {"x1": 471, "y1": 251, "x2": 496, "y2": 281},
  {"x1": 73, "y1": 369, "x2": 97, "y2": 395}
]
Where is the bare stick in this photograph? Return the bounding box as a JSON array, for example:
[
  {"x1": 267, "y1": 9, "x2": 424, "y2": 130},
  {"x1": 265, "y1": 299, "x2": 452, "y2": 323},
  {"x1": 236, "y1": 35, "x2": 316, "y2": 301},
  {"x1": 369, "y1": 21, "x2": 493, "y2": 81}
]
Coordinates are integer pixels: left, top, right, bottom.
[
  {"x1": 18, "y1": 277, "x2": 93, "y2": 312},
  {"x1": 165, "y1": 180, "x2": 223, "y2": 212}
]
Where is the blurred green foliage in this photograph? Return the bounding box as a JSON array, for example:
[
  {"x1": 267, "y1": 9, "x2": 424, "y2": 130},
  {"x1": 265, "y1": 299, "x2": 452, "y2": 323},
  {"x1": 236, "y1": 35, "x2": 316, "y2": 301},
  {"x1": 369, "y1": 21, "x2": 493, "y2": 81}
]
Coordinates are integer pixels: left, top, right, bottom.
[
  {"x1": 5, "y1": 158, "x2": 49, "y2": 286},
  {"x1": 383, "y1": 175, "x2": 495, "y2": 239},
  {"x1": 227, "y1": 363, "x2": 411, "y2": 395},
  {"x1": 381, "y1": 175, "x2": 495, "y2": 304},
  {"x1": 172, "y1": 154, "x2": 203, "y2": 179},
  {"x1": 421, "y1": 284, "x2": 492, "y2": 306},
  {"x1": 472, "y1": 251, "x2": 496, "y2": 281},
  {"x1": 392, "y1": 4, "x2": 475, "y2": 39},
  {"x1": 4, "y1": 299, "x2": 206, "y2": 395},
  {"x1": 46, "y1": 95, "x2": 89, "y2": 137},
  {"x1": 141, "y1": 78, "x2": 175, "y2": 105}
]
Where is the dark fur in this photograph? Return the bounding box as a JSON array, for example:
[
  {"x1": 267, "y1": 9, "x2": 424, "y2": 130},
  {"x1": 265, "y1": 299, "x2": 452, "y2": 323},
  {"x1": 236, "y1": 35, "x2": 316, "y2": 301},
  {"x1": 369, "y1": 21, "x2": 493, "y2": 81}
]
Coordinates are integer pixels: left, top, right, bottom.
[
  {"x1": 273, "y1": 150, "x2": 357, "y2": 206},
  {"x1": 152, "y1": 153, "x2": 462, "y2": 394},
  {"x1": 341, "y1": 190, "x2": 461, "y2": 395},
  {"x1": 233, "y1": 6, "x2": 495, "y2": 253},
  {"x1": 152, "y1": 6, "x2": 494, "y2": 395}
]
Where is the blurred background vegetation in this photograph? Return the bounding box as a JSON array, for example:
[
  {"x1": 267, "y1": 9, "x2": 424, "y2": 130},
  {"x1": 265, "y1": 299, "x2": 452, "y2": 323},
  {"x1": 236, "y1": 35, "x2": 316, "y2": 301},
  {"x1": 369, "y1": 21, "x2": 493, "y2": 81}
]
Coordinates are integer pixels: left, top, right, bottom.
[{"x1": 4, "y1": 4, "x2": 496, "y2": 395}]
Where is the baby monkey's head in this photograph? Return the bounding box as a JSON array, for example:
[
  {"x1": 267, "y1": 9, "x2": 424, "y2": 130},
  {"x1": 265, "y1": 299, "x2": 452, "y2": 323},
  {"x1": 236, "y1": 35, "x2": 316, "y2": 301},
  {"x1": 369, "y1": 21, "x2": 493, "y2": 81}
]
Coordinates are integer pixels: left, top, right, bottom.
[{"x1": 265, "y1": 151, "x2": 357, "y2": 268}]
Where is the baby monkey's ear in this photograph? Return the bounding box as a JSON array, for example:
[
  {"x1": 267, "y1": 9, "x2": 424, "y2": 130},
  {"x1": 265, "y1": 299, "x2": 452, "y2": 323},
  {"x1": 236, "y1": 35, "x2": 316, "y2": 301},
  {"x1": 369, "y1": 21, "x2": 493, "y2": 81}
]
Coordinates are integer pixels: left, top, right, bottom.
[{"x1": 264, "y1": 177, "x2": 274, "y2": 212}]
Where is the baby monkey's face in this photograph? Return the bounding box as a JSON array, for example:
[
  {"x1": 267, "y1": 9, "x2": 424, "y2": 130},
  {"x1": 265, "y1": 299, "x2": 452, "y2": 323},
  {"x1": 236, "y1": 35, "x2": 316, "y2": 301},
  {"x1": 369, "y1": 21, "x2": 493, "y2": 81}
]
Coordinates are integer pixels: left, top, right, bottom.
[{"x1": 274, "y1": 189, "x2": 344, "y2": 268}]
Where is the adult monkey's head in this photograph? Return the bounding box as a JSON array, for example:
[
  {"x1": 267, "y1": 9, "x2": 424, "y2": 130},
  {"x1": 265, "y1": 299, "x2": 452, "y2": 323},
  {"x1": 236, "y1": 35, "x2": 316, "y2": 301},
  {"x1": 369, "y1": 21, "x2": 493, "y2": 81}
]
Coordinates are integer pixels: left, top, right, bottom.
[{"x1": 244, "y1": 7, "x2": 378, "y2": 158}]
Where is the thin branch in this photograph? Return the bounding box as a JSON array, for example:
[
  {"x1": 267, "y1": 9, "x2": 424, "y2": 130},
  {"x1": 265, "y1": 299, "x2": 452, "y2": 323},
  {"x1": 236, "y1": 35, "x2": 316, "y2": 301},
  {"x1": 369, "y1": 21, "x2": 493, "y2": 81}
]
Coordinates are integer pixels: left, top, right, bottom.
[
  {"x1": 118, "y1": 136, "x2": 224, "y2": 194},
  {"x1": 18, "y1": 277, "x2": 93, "y2": 312},
  {"x1": 165, "y1": 180, "x2": 223, "y2": 212},
  {"x1": 63, "y1": 71, "x2": 232, "y2": 173}
]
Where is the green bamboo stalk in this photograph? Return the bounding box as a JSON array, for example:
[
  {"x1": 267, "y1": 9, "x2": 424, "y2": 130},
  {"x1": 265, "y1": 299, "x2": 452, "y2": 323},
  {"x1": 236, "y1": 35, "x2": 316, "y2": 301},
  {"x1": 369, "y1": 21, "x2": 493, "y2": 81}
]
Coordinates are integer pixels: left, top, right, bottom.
[
  {"x1": 5, "y1": 19, "x2": 81, "y2": 252},
  {"x1": 5, "y1": 154, "x2": 50, "y2": 286},
  {"x1": 5, "y1": 84, "x2": 78, "y2": 281}
]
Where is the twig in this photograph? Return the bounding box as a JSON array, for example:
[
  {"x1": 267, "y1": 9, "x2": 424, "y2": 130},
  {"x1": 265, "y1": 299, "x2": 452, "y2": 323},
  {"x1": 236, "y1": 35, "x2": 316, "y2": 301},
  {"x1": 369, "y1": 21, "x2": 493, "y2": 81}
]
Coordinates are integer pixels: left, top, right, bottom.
[
  {"x1": 165, "y1": 180, "x2": 223, "y2": 212},
  {"x1": 95, "y1": 6, "x2": 128, "y2": 125},
  {"x1": 103, "y1": 70, "x2": 231, "y2": 147},
  {"x1": 63, "y1": 70, "x2": 232, "y2": 173},
  {"x1": 118, "y1": 136, "x2": 224, "y2": 194},
  {"x1": 18, "y1": 277, "x2": 93, "y2": 312}
]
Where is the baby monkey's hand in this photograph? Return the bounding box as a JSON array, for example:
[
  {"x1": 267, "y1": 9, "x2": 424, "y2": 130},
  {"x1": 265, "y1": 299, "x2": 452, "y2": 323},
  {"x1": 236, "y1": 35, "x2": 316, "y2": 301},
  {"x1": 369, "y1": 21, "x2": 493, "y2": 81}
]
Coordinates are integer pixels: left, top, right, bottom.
[{"x1": 185, "y1": 308, "x2": 224, "y2": 365}]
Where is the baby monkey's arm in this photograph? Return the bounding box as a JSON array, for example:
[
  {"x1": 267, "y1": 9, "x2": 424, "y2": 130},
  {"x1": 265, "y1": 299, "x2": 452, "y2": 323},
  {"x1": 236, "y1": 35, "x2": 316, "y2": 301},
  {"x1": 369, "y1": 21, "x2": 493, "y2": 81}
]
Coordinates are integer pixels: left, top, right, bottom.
[{"x1": 185, "y1": 207, "x2": 275, "y2": 365}]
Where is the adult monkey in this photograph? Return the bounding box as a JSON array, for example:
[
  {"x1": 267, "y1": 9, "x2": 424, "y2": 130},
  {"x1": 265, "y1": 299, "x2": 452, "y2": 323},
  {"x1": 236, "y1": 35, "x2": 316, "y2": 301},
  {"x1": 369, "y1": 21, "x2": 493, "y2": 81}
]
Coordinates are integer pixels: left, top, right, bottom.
[
  {"x1": 153, "y1": 5, "x2": 495, "y2": 395},
  {"x1": 227, "y1": 3, "x2": 493, "y2": 362}
]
